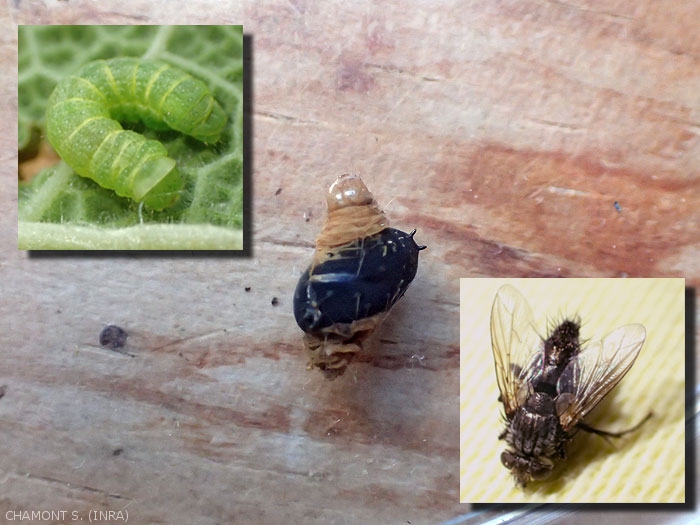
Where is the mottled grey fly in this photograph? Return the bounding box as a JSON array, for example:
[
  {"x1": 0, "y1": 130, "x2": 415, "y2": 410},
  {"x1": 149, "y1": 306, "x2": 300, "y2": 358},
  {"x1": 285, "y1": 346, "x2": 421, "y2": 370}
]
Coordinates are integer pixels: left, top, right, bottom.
[{"x1": 490, "y1": 285, "x2": 651, "y2": 487}]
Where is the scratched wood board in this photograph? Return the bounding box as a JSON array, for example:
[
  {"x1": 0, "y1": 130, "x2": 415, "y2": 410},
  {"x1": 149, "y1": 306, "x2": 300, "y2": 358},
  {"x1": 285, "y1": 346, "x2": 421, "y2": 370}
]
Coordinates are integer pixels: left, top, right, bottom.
[{"x1": 2, "y1": 1, "x2": 699, "y2": 524}]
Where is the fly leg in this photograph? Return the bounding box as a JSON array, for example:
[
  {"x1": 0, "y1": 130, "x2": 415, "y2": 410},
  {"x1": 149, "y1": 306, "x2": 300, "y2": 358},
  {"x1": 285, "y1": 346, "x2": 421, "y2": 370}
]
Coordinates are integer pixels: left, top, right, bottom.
[{"x1": 577, "y1": 412, "x2": 653, "y2": 444}]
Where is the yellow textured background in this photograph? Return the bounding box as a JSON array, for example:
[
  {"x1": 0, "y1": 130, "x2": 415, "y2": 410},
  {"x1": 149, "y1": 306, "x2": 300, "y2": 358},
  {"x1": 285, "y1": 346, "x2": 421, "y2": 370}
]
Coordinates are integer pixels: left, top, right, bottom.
[{"x1": 460, "y1": 278, "x2": 685, "y2": 503}]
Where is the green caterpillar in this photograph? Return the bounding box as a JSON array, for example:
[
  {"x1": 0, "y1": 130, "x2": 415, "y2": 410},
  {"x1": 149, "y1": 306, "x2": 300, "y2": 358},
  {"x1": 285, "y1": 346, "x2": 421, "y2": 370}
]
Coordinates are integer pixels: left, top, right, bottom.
[{"x1": 46, "y1": 57, "x2": 227, "y2": 210}]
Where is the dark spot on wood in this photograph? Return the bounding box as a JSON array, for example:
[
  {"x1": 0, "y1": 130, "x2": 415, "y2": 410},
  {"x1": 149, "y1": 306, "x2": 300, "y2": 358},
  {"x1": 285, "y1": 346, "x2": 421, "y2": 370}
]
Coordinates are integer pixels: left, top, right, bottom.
[
  {"x1": 99, "y1": 325, "x2": 128, "y2": 349},
  {"x1": 245, "y1": 286, "x2": 251, "y2": 292},
  {"x1": 271, "y1": 297, "x2": 279, "y2": 306},
  {"x1": 275, "y1": 187, "x2": 282, "y2": 195},
  {"x1": 112, "y1": 448, "x2": 123, "y2": 456}
]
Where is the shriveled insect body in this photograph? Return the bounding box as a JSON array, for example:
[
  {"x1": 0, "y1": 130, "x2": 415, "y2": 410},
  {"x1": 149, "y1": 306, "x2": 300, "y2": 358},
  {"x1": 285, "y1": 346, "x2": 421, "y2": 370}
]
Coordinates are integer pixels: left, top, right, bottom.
[
  {"x1": 46, "y1": 58, "x2": 227, "y2": 210},
  {"x1": 294, "y1": 228, "x2": 422, "y2": 332},
  {"x1": 490, "y1": 285, "x2": 647, "y2": 487},
  {"x1": 299, "y1": 317, "x2": 381, "y2": 380},
  {"x1": 293, "y1": 175, "x2": 424, "y2": 379}
]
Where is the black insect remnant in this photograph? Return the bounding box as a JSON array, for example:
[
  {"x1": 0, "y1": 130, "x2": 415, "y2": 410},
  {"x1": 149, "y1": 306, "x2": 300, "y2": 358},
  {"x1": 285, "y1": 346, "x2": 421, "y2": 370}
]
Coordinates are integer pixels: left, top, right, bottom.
[
  {"x1": 99, "y1": 325, "x2": 128, "y2": 350},
  {"x1": 271, "y1": 297, "x2": 279, "y2": 306},
  {"x1": 294, "y1": 228, "x2": 423, "y2": 332},
  {"x1": 293, "y1": 174, "x2": 425, "y2": 380},
  {"x1": 490, "y1": 285, "x2": 650, "y2": 487},
  {"x1": 245, "y1": 286, "x2": 251, "y2": 292}
]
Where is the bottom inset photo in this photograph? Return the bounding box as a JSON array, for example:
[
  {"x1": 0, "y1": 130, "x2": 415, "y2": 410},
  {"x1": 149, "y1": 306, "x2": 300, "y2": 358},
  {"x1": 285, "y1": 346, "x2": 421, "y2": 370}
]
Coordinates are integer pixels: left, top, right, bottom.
[{"x1": 459, "y1": 278, "x2": 685, "y2": 503}]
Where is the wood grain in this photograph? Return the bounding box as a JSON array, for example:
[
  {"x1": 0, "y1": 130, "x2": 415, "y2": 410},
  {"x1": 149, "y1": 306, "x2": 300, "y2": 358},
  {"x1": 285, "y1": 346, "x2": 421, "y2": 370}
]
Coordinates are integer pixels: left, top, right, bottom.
[{"x1": 3, "y1": 0, "x2": 699, "y2": 523}]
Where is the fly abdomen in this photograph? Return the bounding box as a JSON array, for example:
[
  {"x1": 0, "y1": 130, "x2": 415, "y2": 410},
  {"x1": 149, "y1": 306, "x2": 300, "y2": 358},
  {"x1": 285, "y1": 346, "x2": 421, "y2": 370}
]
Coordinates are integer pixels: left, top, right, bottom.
[
  {"x1": 544, "y1": 319, "x2": 581, "y2": 366},
  {"x1": 532, "y1": 319, "x2": 582, "y2": 395}
]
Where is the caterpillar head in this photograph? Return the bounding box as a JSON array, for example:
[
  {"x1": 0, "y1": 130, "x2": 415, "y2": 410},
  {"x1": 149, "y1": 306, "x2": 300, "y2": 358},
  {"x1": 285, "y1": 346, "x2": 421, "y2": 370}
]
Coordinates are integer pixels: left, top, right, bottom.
[
  {"x1": 315, "y1": 174, "x2": 389, "y2": 252},
  {"x1": 326, "y1": 174, "x2": 376, "y2": 211}
]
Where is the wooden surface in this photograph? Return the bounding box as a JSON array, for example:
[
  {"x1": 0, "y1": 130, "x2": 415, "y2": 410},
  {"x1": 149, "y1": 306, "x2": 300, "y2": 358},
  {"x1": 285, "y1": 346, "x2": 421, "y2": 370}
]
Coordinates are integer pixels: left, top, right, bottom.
[{"x1": 2, "y1": 1, "x2": 699, "y2": 524}]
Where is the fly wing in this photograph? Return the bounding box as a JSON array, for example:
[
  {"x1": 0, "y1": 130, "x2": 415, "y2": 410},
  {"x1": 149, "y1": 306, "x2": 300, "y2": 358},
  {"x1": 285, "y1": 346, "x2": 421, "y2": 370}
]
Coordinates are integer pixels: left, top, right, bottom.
[
  {"x1": 556, "y1": 324, "x2": 646, "y2": 432},
  {"x1": 490, "y1": 285, "x2": 543, "y2": 418}
]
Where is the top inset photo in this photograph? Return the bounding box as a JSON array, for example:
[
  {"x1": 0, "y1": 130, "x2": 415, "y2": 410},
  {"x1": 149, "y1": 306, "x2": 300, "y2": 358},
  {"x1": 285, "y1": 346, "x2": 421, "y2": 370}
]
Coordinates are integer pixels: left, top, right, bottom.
[{"x1": 18, "y1": 25, "x2": 244, "y2": 250}]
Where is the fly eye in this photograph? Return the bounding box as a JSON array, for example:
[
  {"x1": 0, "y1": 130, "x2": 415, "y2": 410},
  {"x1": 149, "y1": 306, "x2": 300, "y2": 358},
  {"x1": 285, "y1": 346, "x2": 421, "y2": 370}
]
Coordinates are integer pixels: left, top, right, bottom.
[{"x1": 500, "y1": 451, "x2": 515, "y2": 469}]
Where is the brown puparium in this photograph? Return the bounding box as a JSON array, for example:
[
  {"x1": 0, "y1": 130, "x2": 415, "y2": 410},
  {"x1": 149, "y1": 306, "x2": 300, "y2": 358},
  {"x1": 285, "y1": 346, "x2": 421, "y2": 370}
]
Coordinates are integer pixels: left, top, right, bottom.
[{"x1": 303, "y1": 174, "x2": 392, "y2": 379}]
